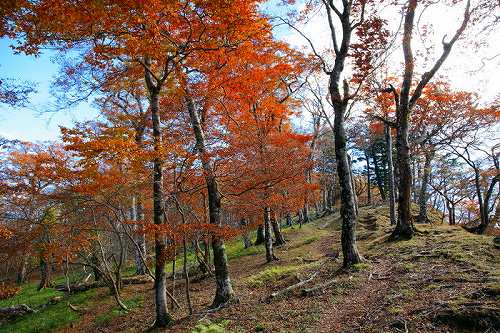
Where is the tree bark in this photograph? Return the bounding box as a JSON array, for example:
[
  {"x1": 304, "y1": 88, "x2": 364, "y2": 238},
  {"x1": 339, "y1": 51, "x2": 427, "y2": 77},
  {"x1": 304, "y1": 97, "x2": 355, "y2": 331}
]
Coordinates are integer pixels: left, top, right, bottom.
[
  {"x1": 255, "y1": 225, "x2": 265, "y2": 245},
  {"x1": 372, "y1": 152, "x2": 387, "y2": 201},
  {"x1": 365, "y1": 150, "x2": 372, "y2": 205},
  {"x1": 132, "y1": 197, "x2": 147, "y2": 275},
  {"x1": 240, "y1": 218, "x2": 253, "y2": 249},
  {"x1": 384, "y1": 124, "x2": 397, "y2": 225},
  {"x1": 149, "y1": 88, "x2": 171, "y2": 326},
  {"x1": 417, "y1": 148, "x2": 434, "y2": 223},
  {"x1": 263, "y1": 206, "x2": 277, "y2": 262},
  {"x1": 186, "y1": 94, "x2": 234, "y2": 307},
  {"x1": 37, "y1": 256, "x2": 51, "y2": 290},
  {"x1": 271, "y1": 212, "x2": 285, "y2": 246}
]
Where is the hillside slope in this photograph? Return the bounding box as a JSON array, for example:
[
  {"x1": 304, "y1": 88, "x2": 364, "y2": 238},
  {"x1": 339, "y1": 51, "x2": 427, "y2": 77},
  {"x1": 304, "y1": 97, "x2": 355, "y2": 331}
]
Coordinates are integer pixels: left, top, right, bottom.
[{"x1": 2, "y1": 205, "x2": 498, "y2": 332}]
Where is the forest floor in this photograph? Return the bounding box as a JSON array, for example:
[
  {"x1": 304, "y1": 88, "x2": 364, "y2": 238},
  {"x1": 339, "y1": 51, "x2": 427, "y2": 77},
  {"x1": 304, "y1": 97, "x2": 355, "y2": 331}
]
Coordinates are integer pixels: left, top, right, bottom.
[{"x1": 1, "y1": 204, "x2": 499, "y2": 333}]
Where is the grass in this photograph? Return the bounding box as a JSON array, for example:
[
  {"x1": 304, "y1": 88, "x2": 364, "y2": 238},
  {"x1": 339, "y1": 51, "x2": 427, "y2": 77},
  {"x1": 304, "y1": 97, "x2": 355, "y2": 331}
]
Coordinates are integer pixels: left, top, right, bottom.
[
  {"x1": 246, "y1": 265, "x2": 302, "y2": 288},
  {"x1": 190, "y1": 319, "x2": 230, "y2": 333},
  {"x1": 0, "y1": 283, "x2": 63, "y2": 308},
  {"x1": 302, "y1": 235, "x2": 320, "y2": 245},
  {"x1": 0, "y1": 288, "x2": 97, "y2": 333},
  {"x1": 95, "y1": 294, "x2": 144, "y2": 325}
]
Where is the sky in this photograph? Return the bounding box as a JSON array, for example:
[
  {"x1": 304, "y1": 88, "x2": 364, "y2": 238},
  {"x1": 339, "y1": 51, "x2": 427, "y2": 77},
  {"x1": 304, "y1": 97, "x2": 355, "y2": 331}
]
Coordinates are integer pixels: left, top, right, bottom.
[
  {"x1": 0, "y1": 39, "x2": 98, "y2": 142},
  {"x1": 0, "y1": 0, "x2": 498, "y2": 143}
]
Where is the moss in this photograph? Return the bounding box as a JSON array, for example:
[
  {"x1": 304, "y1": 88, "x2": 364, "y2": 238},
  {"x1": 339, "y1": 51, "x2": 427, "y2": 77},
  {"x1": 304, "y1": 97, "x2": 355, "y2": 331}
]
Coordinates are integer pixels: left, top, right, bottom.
[
  {"x1": 0, "y1": 288, "x2": 96, "y2": 333},
  {"x1": 388, "y1": 306, "x2": 403, "y2": 315},
  {"x1": 351, "y1": 263, "x2": 370, "y2": 271},
  {"x1": 302, "y1": 235, "x2": 320, "y2": 245},
  {"x1": 246, "y1": 265, "x2": 302, "y2": 288},
  {"x1": 191, "y1": 320, "x2": 231, "y2": 333}
]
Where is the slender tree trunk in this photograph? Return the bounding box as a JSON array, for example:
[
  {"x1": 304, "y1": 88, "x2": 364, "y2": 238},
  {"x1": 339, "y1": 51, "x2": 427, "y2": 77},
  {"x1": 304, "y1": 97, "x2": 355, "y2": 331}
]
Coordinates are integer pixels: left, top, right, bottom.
[
  {"x1": 373, "y1": 153, "x2": 387, "y2": 201},
  {"x1": 303, "y1": 204, "x2": 310, "y2": 223},
  {"x1": 183, "y1": 236, "x2": 193, "y2": 315},
  {"x1": 186, "y1": 95, "x2": 233, "y2": 307},
  {"x1": 286, "y1": 213, "x2": 293, "y2": 227},
  {"x1": 132, "y1": 197, "x2": 147, "y2": 275},
  {"x1": 384, "y1": 124, "x2": 397, "y2": 225},
  {"x1": 150, "y1": 90, "x2": 171, "y2": 326},
  {"x1": 417, "y1": 148, "x2": 434, "y2": 223},
  {"x1": 365, "y1": 150, "x2": 372, "y2": 205},
  {"x1": 348, "y1": 154, "x2": 359, "y2": 216}
]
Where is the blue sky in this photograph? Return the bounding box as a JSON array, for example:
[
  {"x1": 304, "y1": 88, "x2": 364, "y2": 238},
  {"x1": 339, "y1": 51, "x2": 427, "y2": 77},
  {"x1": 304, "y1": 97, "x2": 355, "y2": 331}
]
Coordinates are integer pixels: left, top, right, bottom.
[
  {"x1": 0, "y1": 1, "x2": 291, "y2": 143},
  {"x1": 0, "y1": 38, "x2": 98, "y2": 142}
]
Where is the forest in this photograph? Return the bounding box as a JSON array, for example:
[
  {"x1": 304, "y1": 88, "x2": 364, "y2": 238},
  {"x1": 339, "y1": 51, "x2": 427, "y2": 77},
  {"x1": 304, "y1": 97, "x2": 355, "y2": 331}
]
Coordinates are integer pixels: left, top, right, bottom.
[{"x1": 0, "y1": 0, "x2": 498, "y2": 332}]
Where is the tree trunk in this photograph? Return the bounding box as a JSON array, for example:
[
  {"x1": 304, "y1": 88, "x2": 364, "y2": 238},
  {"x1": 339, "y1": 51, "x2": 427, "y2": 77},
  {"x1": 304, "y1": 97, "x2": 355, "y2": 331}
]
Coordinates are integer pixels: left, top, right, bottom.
[
  {"x1": 37, "y1": 256, "x2": 51, "y2": 290},
  {"x1": 263, "y1": 207, "x2": 277, "y2": 262},
  {"x1": 186, "y1": 94, "x2": 234, "y2": 308},
  {"x1": 384, "y1": 124, "x2": 397, "y2": 225},
  {"x1": 271, "y1": 212, "x2": 285, "y2": 246},
  {"x1": 255, "y1": 225, "x2": 265, "y2": 245},
  {"x1": 331, "y1": 98, "x2": 362, "y2": 267},
  {"x1": 303, "y1": 204, "x2": 310, "y2": 224},
  {"x1": 372, "y1": 152, "x2": 387, "y2": 201},
  {"x1": 417, "y1": 148, "x2": 434, "y2": 224},
  {"x1": 150, "y1": 90, "x2": 171, "y2": 327},
  {"x1": 365, "y1": 150, "x2": 372, "y2": 205},
  {"x1": 286, "y1": 213, "x2": 293, "y2": 227},
  {"x1": 391, "y1": 102, "x2": 414, "y2": 240},
  {"x1": 17, "y1": 255, "x2": 29, "y2": 284},
  {"x1": 348, "y1": 154, "x2": 359, "y2": 215},
  {"x1": 132, "y1": 197, "x2": 147, "y2": 275},
  {"x1": 240, "y1": 218, "x2": 253, "y2": 249}
]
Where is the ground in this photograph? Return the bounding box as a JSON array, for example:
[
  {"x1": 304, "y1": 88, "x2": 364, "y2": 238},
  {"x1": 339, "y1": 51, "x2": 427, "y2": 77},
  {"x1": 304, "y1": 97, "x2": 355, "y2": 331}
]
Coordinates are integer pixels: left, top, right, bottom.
[{"x1": 1, "y1": 205, "x2": 499, "y2": 332}]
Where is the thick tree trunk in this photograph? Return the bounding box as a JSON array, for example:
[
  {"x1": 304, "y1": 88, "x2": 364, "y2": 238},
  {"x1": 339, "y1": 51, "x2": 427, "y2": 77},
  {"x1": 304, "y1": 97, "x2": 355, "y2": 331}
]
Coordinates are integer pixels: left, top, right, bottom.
[
  {"x1": 17, "y1": 255, "x2": 29, "y2": 284},
  {"x1": 391, "y1": 103, "x2": 414, "y2": 240},
  {"x1": 186, "y1": 95, "x2": 234, "y2": 307},
  {"x1": 255, "y1": 225, "x2": 265, "y2": 245},
  {"x1": 417, "y1": 149, "x2": 434, "y2": 224},
  {"x1": 240, "y1": 218, "x2": 253, "y2": 249},
  {"x1": 263, "y1": 207, "x2": 277, "y2": 262},
  {"x1": 271, "y1": 212, "x2": 285, "y2": 246},
  {"x1": 384, "y1": 124, "x2": 397, "y2": 225},
  {"x1": 332, "y1": 100, "x2": 362, "y2": 267},
  {"x1": 37, "y1": 256, "x2": 51, "y2": 290}
]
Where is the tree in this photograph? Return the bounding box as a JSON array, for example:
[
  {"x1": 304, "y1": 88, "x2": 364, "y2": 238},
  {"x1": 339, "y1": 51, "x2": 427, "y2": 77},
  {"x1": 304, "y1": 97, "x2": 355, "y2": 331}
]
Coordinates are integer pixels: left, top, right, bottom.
[
  {"x1": 386, "y1": 0, "x2": 471, "y2": 240},
  {"x1": 6, "y1": 0, "x2": 274, "y2": 322}
]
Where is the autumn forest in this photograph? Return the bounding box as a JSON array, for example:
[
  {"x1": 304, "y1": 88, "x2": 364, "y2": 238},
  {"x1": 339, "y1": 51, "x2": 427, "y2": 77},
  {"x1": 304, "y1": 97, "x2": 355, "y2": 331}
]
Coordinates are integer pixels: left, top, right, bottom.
[{"x1": 0, "y1": 0, "x2": 498, "y2": 332}]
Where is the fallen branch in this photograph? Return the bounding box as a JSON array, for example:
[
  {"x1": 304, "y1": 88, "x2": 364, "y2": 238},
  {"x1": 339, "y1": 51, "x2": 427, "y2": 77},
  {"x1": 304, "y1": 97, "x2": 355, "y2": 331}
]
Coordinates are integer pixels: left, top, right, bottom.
[
  {"x1": 0, "y1": 304, "x2": 35, "y2": 318},
  {"x1": 301, "y1": 278, "x2": 337, "y2": 296},
  {"x1": 0, "y1": 296, "x2": 63, "y2": 320},
  {"x1": 265, "y1": 272, "x2": 318, "y2": 302},
  {"x1": 55, "y1": 275, "x2": 153, "y2": 292}
]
